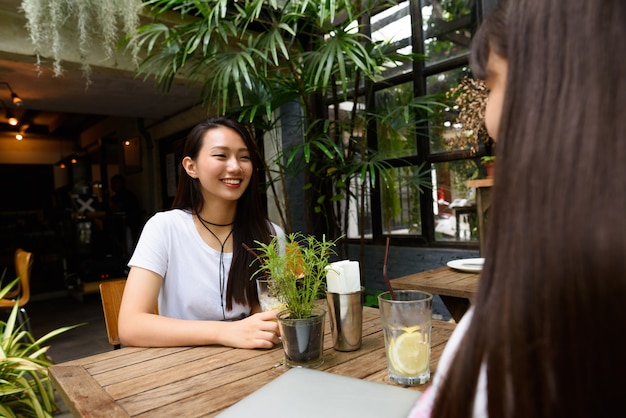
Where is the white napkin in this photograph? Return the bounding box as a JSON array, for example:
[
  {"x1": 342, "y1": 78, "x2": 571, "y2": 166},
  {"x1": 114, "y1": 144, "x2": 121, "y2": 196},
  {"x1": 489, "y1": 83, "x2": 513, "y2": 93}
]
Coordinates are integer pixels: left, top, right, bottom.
[{"x1": 325, "y1": 260, "x2": 361, "y2": 293}]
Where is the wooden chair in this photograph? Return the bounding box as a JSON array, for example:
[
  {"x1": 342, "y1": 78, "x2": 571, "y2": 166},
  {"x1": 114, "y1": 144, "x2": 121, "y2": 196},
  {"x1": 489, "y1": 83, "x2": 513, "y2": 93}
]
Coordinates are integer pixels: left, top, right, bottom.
[
  {"x1": 99, "y1": 279, "x2": 126, "y2": 349},
  {"x1": 99, "y1": 279, "x2": 159, "y2": 349},
  {"x1": 0, "y1": 248, "x2": 33, "y2": 335}
]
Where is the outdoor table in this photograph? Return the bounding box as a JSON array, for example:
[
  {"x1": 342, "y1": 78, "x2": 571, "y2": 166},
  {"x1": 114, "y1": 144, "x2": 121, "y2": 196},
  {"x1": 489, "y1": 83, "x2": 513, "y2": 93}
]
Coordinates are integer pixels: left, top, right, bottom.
[
  {"x1": 49, "y1": 306, "x2": 455, "y2": 417},
  {"x1": 391, "y1": 266, "x2": 479, "y2": 322}
]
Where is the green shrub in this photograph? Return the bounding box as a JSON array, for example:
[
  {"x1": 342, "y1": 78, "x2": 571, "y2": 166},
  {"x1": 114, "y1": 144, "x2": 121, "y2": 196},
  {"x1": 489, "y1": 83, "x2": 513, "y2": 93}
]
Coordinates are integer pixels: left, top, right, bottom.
[{"x1": 1, "y1": 276, "x2": 80, "y2": 417}]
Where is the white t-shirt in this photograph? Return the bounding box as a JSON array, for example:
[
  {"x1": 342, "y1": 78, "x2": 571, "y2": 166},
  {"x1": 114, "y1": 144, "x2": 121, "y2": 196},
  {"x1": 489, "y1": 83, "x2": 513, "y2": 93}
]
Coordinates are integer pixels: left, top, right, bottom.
[
  {"x1": 407, "y1": 307, "x2": 487, "y2": 417},
  {"x1": 128, "y1": 209, "x2": 283, "y2": 321}
]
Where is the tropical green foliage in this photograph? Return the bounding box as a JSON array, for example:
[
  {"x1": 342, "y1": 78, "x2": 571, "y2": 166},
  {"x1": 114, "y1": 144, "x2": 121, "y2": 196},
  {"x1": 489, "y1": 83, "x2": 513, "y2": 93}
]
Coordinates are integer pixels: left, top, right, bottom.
[
  {"x1": 128, "y1": 0, "x2": 442, "y2": 242},
  {"x1": 0, "y1": 277, "x2": 80, "y2": 417},
  {"x1": 133, "y1": 0, "x2": 390, "y2": 115},
  {"x1": 252, "y1": 232, "x2": 340, "y2": 319}
]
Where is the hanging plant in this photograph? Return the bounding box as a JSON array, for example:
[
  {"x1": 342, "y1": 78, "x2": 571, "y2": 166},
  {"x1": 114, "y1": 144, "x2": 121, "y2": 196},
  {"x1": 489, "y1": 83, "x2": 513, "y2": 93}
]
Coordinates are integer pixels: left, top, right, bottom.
[
  {"x1": 444, "y1": 75, "x2": 490, "y2": 152},
  {"x1": 20, "y1": 0, "x2": 144, "y2": 83}
]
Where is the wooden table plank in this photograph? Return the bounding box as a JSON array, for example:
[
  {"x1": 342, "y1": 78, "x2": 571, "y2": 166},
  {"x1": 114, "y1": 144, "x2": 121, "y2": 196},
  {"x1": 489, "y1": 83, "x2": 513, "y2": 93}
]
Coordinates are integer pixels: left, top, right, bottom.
[
  {"x1": 391, "y1": 266, "x2": 479, "y2": 299},
  {"x1": 102, "y1": 346, "x2": 257, "y2": 394},
  {"x1": 124, "y1": 353, "x2": 284, "y2": 415}
]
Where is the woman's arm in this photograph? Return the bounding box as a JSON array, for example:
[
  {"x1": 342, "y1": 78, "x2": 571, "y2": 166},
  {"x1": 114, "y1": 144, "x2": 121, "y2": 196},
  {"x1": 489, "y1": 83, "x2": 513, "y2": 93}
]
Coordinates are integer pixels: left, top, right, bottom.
[{"x1": 118, "y1": 266, "x2": 280, "y2": 348}]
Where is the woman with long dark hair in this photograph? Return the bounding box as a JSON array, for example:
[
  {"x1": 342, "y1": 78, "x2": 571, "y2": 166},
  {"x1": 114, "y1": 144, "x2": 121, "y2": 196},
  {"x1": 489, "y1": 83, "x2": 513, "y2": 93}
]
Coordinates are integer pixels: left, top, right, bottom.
[
  {"x1": 119, "y1": 117, "x2": 282, "y2": 348},
  {"x1": 410, "y1": 0, "x2": 626, "y2": 416}
]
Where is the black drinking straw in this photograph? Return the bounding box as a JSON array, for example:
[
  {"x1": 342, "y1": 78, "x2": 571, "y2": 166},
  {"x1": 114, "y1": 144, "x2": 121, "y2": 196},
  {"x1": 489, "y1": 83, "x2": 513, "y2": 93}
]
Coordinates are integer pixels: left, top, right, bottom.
[{"x1": 383, "y1": 237, "x2": 396, "y2": 300}]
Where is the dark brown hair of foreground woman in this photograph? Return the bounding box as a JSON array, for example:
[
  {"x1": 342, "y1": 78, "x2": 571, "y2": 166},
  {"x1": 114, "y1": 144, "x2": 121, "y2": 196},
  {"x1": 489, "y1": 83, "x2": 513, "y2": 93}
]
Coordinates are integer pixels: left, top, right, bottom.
[{"x1": 432, "y1": 0, "x2": 626, "y2": 417}]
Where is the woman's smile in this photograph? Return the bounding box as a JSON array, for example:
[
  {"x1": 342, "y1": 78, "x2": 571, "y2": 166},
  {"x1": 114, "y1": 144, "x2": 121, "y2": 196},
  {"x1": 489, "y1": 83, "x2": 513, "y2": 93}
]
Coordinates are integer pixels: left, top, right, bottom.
[{"x1": 222, "y1": 178, "x2": 242, "y2": 187}]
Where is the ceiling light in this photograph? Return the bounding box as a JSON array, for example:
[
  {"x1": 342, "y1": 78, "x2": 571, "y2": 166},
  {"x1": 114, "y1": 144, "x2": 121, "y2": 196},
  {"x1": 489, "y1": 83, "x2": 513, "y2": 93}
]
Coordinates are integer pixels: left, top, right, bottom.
[
  {"x1": 0, "y1": 99, "x2": 19, "y2": 125},
  {"x1": 6, "y1": 107, "x2": 18, "y2": 125},
  {"x1": 11, "y1": 93, "x2": 23, "y2": 107},
  {"x1": 0, "y1": 82, "x2": 24, "y2": 107},
  {"x1": 16, "y1": 133, "x2": 23, "y2": 140}
]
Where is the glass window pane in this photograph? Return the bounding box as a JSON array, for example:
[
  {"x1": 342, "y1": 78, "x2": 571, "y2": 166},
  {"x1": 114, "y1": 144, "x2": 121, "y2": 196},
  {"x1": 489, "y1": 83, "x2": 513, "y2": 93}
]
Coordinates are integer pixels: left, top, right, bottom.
[
  {"x1": 327, "y1": 97, "x2": 367, "y2": 158},
  {"x1": 376, "y1": 83, "x2": 418, "y2": 159},
  {"x1": 381, "y1": 165, "x2": 430, "y2": 236},
  {"x1": 421, "y1": 0, "x2": 473, "y2": 66},
  {"x1": 345, "y1": 173, "x2": 373, "y2": 239},
  {"x1": 432, "y1": 160, "x2": 481, "y2": 243},
  {"x1": 371, "y1": 1, "x2": 413, "y2": 81}
]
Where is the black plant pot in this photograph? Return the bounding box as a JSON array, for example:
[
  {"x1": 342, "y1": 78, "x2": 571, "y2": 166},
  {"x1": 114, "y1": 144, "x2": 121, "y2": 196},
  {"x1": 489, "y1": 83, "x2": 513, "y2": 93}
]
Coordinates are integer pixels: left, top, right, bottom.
[{"x1": 277, "y1": 308, "x2": 326, "y2": 368}]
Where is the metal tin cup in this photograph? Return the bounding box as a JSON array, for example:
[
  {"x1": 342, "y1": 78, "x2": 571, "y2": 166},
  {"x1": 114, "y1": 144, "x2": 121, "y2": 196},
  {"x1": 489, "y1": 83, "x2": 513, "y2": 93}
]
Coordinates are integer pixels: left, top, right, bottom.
[
  {"x1": 326, "y1": 289, "x2": 363, "y2": 351},
  {"x1": 378, "y1": 290, "x2": 432, "y2": 385}
]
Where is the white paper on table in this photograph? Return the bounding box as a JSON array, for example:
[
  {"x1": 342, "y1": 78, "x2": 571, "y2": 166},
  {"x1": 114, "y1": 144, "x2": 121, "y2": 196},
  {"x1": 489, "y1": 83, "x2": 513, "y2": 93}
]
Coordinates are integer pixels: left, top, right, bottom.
[{"x1": 325, "y1": 260, "x2": 361, "y2": 294}]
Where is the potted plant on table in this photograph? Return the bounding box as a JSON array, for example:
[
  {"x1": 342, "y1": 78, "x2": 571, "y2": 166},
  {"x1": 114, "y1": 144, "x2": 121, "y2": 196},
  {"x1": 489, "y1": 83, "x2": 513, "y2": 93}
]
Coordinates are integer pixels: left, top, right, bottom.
[
  {"x1": 252, "y1": 233, "x2": 340, "y2": 368},
  {"x1": 480, "y1": 156, "x2": 496, "y2": 179}
]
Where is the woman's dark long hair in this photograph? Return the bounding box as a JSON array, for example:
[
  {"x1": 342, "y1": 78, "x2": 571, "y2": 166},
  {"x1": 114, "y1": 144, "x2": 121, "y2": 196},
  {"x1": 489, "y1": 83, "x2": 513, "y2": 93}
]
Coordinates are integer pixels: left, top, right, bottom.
[
  {"x1": 433, "y1": 0, "x2": 626, "y2": 417},
  {"x1": 171, "y1": 117, "x2": 275, "y2": 310}
]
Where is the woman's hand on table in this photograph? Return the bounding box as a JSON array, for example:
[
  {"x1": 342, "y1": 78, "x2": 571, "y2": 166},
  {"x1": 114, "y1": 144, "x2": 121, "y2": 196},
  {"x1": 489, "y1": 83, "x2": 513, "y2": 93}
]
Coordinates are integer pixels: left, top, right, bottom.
[{"x1": 224, "y1": 311, "x2": 281, "y2": 349}]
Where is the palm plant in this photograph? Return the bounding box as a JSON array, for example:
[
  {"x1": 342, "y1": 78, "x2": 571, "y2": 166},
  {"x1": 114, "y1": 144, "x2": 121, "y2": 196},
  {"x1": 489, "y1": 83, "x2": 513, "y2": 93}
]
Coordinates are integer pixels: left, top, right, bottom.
[
  {"x1": 0, "y1": 276, "x2": 80, "y2": 417},
  {"x1": 128, "y1": 0, "x2": 441, "y2": 248}
]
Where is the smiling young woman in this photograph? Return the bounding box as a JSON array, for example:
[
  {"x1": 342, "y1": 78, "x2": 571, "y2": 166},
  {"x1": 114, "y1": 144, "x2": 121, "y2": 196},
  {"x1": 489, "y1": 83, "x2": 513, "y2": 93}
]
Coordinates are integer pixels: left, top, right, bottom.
[{"x1": 118, "y1": 117, "x2": 284, "y2": 349}]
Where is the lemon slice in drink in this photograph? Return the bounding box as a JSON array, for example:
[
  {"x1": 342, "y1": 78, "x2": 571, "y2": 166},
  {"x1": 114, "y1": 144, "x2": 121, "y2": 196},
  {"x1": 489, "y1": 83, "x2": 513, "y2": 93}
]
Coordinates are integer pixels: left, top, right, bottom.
[
  {"x1": 389, "y1": 331, "x2": 429, "y2": 375},
  {"x1": 402, "y1": 325, "x2": 422, "y2": 334}
]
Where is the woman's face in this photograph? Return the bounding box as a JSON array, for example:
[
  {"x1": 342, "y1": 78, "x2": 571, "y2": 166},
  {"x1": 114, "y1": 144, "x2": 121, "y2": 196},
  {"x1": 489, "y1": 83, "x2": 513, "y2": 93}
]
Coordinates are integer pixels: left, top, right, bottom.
[
  {"x1": 484, "y1": 51, "x2": 508, "y2": 141},
  {"x1": 183, "y1": 126, "x2": 253, "y2": 202}
]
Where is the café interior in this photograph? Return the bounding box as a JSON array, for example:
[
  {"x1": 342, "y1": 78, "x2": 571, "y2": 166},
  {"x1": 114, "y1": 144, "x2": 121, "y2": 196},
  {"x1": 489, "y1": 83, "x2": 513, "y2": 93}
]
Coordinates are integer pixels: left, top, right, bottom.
[{"x1": 0, "y1": 0, "x2": 489, "y2": 361}]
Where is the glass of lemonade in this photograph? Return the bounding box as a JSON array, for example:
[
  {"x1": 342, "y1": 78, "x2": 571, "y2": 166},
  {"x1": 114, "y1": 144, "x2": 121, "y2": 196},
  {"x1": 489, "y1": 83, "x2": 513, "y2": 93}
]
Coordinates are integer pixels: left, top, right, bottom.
[
  {"x1": 256, "y1": 279, "x2": 287, "y2": 312},
  {"x1": 378, "y1": 290, "x2": 432, "y2": 385}
]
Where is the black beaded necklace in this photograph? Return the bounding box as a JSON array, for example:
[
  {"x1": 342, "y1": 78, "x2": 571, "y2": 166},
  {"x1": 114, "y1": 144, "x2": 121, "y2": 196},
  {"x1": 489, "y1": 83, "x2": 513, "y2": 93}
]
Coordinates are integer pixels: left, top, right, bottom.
[
  {"x1": 197, "y1": 214, "x2": 234, "y2": 227},
  {"x1": 197, "y1": 216, "x2": 234, "y2": 320}
]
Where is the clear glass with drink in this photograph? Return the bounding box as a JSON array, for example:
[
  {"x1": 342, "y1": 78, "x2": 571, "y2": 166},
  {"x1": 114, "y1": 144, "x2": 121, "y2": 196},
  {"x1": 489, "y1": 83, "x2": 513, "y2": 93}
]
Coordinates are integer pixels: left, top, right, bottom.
[
  {"x1": 256, "y1": 279, "x2": 286, "y2": 312},
  {"x1": 378, "y1": 290, "x2": 432, "y2": 385}
]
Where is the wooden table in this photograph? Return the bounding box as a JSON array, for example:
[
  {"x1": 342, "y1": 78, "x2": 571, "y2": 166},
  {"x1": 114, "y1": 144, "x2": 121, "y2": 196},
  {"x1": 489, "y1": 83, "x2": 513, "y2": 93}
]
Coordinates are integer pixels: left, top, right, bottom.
[
  {"x1": 391, "y1": 266, "x2": 479, "y2": 322},
  {"x1": 49, "y1": 307, "x2": 455, "y2": 417}
]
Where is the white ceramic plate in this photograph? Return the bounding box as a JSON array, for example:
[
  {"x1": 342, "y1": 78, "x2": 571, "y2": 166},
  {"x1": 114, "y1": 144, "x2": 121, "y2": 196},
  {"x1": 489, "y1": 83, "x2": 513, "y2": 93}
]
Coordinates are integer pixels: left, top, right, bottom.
[{"x1": 447, "y1": 258, "x2": 485, "y2": 273}]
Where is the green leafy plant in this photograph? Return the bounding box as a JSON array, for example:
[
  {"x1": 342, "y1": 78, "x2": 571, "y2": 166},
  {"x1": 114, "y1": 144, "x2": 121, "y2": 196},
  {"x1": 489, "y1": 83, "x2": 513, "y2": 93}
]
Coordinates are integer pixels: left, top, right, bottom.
[
  {"x1": 480, "y1": 155, "x2": 496, "y2": 179},
  {"x1": 251, "y1": 233, "x2": 340, "y2": 319},
  {"x1": 0, "y1": 276, "x2": 80, "y2": 417},
  {"x1": 125, "y1": 0, "x2": 442, "y2": 247}
]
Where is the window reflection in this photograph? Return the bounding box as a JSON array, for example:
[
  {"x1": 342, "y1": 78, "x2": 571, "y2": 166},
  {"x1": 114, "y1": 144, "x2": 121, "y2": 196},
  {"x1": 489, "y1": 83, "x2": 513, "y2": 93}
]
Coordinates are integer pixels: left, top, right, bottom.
[
  {"x1": 432, "y1": 160, "x2": 480, "y2": 242},
  {"x1": 421, "y1": 0, "x2": 473, "y2": 66},
  {"x1": 371, "y1": 1, "x2": 413, "y2": 81},
  {"x1": 380, "y1": 166, "x2": 427, "y2": 236},
  {"x1": 376, "y1": 83, "x2": 418, "y2": 159},
  {"x1": 427, "y1": 66, "x2": 472, "y2": 153}
]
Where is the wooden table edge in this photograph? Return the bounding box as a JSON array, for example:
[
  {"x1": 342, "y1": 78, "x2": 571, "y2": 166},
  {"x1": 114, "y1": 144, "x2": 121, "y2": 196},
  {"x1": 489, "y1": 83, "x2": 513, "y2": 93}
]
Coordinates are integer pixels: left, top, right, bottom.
[{"x1": 50, "y1": 365, "x2": 129, "y2": 418}]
